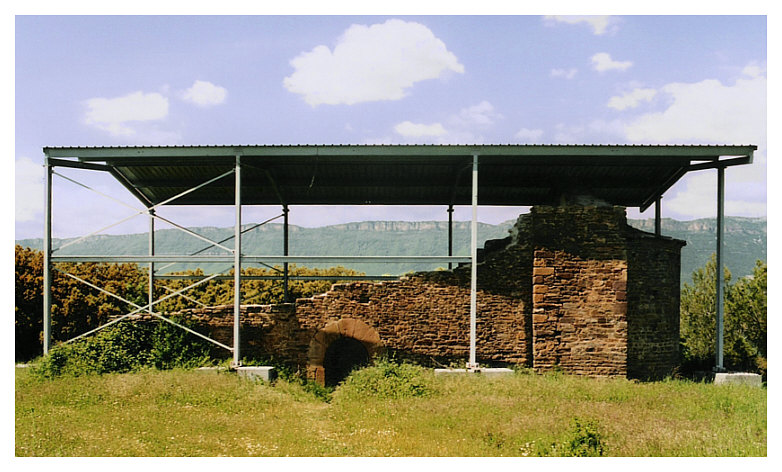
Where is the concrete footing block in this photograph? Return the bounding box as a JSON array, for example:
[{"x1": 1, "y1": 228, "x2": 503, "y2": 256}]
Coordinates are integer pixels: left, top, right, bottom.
[
  {"x1": 714, "y1": 372, "x2": 763, "y2": 387},
  {"x1": 236, "y1": 366, "x2": 277, "y2": 382},
  {"x1": 434, "y1": 367, "x2": 514, "y2": 377}
]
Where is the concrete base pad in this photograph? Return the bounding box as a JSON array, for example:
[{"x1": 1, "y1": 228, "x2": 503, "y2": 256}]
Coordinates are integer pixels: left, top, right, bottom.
[
  {"x1": 714, "y1": 372, "x2": 763, "y2": 387},
  {"x1": 434, "y1": 367, "x2": 514, "y2": 377},
  {"x1": 236, "y1": 366, "x2": 277, "y2": 382}
]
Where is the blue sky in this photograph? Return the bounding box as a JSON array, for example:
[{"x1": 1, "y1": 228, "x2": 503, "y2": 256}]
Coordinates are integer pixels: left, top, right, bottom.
[{"x1": 13, "y1": 13, "x2": 768, "y2": 240}]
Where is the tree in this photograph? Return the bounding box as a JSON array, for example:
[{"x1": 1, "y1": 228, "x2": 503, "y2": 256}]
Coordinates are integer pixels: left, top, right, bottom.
[
  {"x1": 680, "y1": 255, "x2": 767, "y2": 375},
  {"x1": 725, "y1": 260, "x2": 767, "y2": 374}
]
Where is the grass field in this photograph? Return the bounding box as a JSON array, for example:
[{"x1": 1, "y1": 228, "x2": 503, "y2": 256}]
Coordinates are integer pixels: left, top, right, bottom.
[{"x1": 15, "y1": 366, "x2": 766, "y2": 457}]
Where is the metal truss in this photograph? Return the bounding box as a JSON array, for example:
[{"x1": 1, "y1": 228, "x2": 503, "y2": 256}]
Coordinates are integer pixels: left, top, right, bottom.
[{"x1": 42, "y1": 153, "x2": 475, "y2": 367}]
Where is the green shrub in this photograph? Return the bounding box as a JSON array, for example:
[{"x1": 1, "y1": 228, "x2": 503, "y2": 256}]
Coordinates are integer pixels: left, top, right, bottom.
[
  {"x1": 558, "y1": 417, "x2": 606, "y2": 457},
  {"x1": 149, "y1": 319, "x2": 211, "y2": 369},
  {"x1": 333, "y1": 358, "x2": 435, "y2": 401},
  {"x1": 30, "y1": 318, "x2": 211, "y2": 379}
]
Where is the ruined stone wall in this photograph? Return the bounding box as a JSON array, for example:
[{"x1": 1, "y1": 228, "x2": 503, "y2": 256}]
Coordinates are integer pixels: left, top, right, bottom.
[
  {"x1": 163, "y1": 304, "x2": 308, "y2": 365},
  {"x1": 294, "y1": 272, "x2": 528, "y2": 367},
  {"x1": 529, "y1": 206, "x2": 629, "y2": 376},
  {"x1": 626, "y1": 231, "x2": 685, "y2": 379},
  {"x1": 168, "y1": 205, "x2": 684, "y2": 380}
]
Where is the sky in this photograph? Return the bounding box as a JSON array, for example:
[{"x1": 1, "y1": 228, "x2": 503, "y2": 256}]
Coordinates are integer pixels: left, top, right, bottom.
[{"x1": 13, "y1": 12, "x2": 769, "y2": 240}]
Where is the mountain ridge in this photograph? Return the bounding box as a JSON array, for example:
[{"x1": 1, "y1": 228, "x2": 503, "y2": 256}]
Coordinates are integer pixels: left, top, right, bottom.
[{"x1": 16, "y1": 216, "x2": 766, "y2": 283}]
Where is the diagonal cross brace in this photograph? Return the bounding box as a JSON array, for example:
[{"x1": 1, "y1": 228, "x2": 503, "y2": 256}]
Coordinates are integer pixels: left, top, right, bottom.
[
  {"x1": 52, "y1": 168, "x2": 236, "y2": 253},
  {"x1": 57, "y1": 270, "x2": 233, "y2": 352}
]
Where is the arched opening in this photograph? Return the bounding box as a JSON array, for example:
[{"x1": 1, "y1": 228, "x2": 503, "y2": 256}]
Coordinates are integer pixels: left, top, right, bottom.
[
  {"x1": 323, "y1": 336, "x2": 369, "y2": 387},
  {"x1": 307, "y1": 318, "x2": 381, "y2": 386}
]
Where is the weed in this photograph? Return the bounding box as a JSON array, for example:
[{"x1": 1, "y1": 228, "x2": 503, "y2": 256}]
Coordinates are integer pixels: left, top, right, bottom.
[
  {"x1": 333, "y1": 358, "x2": 435, "y2": 401},
  {"x1": 558, "y1": 417, "x2": 606, "y2": 457}
]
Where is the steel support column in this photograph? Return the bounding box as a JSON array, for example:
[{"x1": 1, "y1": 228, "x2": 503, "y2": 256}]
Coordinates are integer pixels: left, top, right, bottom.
[
  {"x1": 148, "y1": 209, "x2": 155, "y2": 313},
  {"x1": 655, "y1": 197, "x2": 661, "y2": 236},
  {"x1": 283, "y1": 205, "x2": 290, "y2": 303},
  {"x1": 43, "y1": 158, "x2": 53, "y2": 354},
  {"x1": 469, "y1": 154, "x2": 478, "y2": 369},
  {"x1": 448, "y1": 205, "x2": 454, "y2": 270},
  {"x1": 233, "y1": 156, "x2": 242, "y2": 367},
  {"x1": 715, "y1": 166, "x2": 725, "y2": 371}
]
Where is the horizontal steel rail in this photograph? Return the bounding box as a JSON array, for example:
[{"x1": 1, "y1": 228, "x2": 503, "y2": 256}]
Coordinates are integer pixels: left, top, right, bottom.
[
  {"x1": 51, "y1": 255, "x2": 472, "y2": 264},
  {"x1": 154, "y1": 274, "x2": 402, "y2": 281}
]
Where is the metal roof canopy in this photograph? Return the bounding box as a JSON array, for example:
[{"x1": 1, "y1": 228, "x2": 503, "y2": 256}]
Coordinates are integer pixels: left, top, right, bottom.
[
  {"x1": 44, "y1": 144, "x2": 756, "y2": 211},
  {"x1": 42, "y1": 144, "x2": 756, "y2": 371}
]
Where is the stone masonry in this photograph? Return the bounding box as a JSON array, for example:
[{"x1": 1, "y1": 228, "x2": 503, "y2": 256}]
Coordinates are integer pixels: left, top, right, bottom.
[{"x1": 170, "y1": 205, "x2": 685, "y2": 381}]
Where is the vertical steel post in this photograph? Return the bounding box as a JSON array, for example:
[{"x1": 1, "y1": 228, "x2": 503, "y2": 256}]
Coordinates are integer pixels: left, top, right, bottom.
[
  {"x1": 283, "y1": 205, "x2": 290, "y2": 303},
  {"x1": 148, "y1": 209, "x2": 155, "y2": 313},
  {"x1": 715, "y1": 166, "x2": 725, "y2": 371},
  {"x1": 448, "y1": 205, "x2": 454, "y2": 270},
  {"x1": 469, "y1": 154, "x2": 478, "y2": 369},
  {"x1": 43, "y1": 157, "x2": 53, "y2": 355},
  {"x1": 233, "y1": 155, "x2": 242, "y2": 367},
  {"x1": 655, "y1": 197, "x2": 662, "y2": 236}
]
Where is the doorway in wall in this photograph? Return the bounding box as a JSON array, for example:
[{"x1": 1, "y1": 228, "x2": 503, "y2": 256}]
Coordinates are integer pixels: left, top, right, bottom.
[{"x1": 323, "y1": 336, "x2": 369, "y2": 387}]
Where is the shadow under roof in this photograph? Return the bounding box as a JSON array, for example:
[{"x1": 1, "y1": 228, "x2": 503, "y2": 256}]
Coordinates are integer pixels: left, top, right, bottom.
[{"x1": 43, "y1": 144, "x2": 756, "y2": 211}]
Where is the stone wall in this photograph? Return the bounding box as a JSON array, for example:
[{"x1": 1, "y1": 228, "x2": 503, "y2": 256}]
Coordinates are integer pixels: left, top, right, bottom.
[
  {"x1": 528, "y1": 206, "x2": 629, "y2": 376},
  {"x1": 167, "y1": 205, "x2": 684, "y2": 380},
  {"x1": 626, "y1": 230, "x2": 685, "y2": 379}
]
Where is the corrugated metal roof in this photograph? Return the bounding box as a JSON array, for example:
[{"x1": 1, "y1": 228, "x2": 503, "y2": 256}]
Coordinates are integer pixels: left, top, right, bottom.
[{"x1": 43, "y1": 144, "x2": 756, "y2": 210}]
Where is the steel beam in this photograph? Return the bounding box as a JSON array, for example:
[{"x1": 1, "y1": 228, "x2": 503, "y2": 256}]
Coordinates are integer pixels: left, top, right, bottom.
[
  {"x1": 233, "y1": 155, "x2": 242, "y2": 367},
  {"x1": 469, "y1": 154, "x2": 478, "y2": 369},
  {"x1": 51, "y1": 255, "x2": 473, "y2": 264},
  {"x1": 43, "y1": 158, "x2": 53, "y2": 354},
  {"x1": 153, "y1": 274, "x2": 400, "y2": 281},
  {"x1": 44, "y1": 144, "x2": 758, "y2": 161},
  {"x1": 715, "y1": 166, "x2": 725, "y2": 371},
  {"x1": 448, "y1": 205, "x2": 454, "y2": 270},
  {"x1": 283, "y1": 205, "x2": 290, "y2": 303},
  {"x1": 655, "y1": 197, "x2": 661, "y2": 236},
  {"x1": 688, "y1": 155, "x2": 752, "y2": 171},
  {"x1": 148, "y1": 209, "x2": 155, "y2": 313}
]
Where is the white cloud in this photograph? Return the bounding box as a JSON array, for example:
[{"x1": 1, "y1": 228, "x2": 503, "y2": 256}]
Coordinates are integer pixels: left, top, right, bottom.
[
  {"x1": 15, "y1": 157, "x2": 43, "y2": 222},
  {"x1": 514, "y1": 128, "x2": 544, "y2": 142},
  {"x1": 591, "y1": 52, "x2": 632, "y2": 72},
  {"x1": 551, "y1": 68, "x2": 577, "y2": 79},
  {"x1": 553, "y1": 120, "x2": 627, "y2": 144},
  {"x1": 390, "y1": 101, "x2": 502, "y2": 144},
  {"x1": 622, "y1": 68, "x2": 766, "y2": 219},
  {"x1": 544, "y1": 16, "x2": 617, "y2": 35},
  {"x1": 607, "y1": 88, "x2": 657, "y2": 110},
  {"x1": 451, "y1": 100, "x2": 502, "y2": 128},
  {"x1": 663, "y1": 172, "x2": 766, "y2": 219},
  {"x1": 283, "y1": 19, "x2": 464, "y2": 106},
  {"x1": 181, "y1": 80, "x2": 227, "y2": 107},
  {"x1": 394, "y1": 121, "x2": 447, "y2": 138},
  {"x1": 624, "y1": 75, "x2": 766, "y2": 145},
  {"x1": 84, "y1": 91, "x2": 169, "y2": 136}
]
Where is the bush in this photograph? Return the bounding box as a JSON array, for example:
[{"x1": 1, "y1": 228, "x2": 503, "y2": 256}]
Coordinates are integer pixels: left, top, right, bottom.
[
  {"x1": 680, "y1": 256, "x2": 767, "y2": 375},
  {"x1": 559, "y1": 417, "x2": 606, "y2": 457},
  {"x1": 30, "y1": 318, "x2": 211, "y2": 379},
  {"x1": 332, "y1": 358, "x2": 435, "y2": 401}
]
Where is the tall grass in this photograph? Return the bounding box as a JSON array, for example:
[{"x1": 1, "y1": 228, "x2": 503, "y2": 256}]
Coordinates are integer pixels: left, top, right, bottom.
[{"x1": 15, "y1": 365, "x2": 766, "y2": 457}]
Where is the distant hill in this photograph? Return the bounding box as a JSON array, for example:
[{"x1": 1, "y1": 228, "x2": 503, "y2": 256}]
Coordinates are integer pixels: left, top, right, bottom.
[
  {"x1": 16, "y1": 215, "x2": 766, "y2": 283},
  {"x1": 627, "y1": 216, "x2": 766, "y2": 284}
]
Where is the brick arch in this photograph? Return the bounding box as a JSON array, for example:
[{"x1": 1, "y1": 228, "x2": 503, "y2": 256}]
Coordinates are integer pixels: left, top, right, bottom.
[{"x1": 307, "y1": 318, "x2": 382, "y2": 385}]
